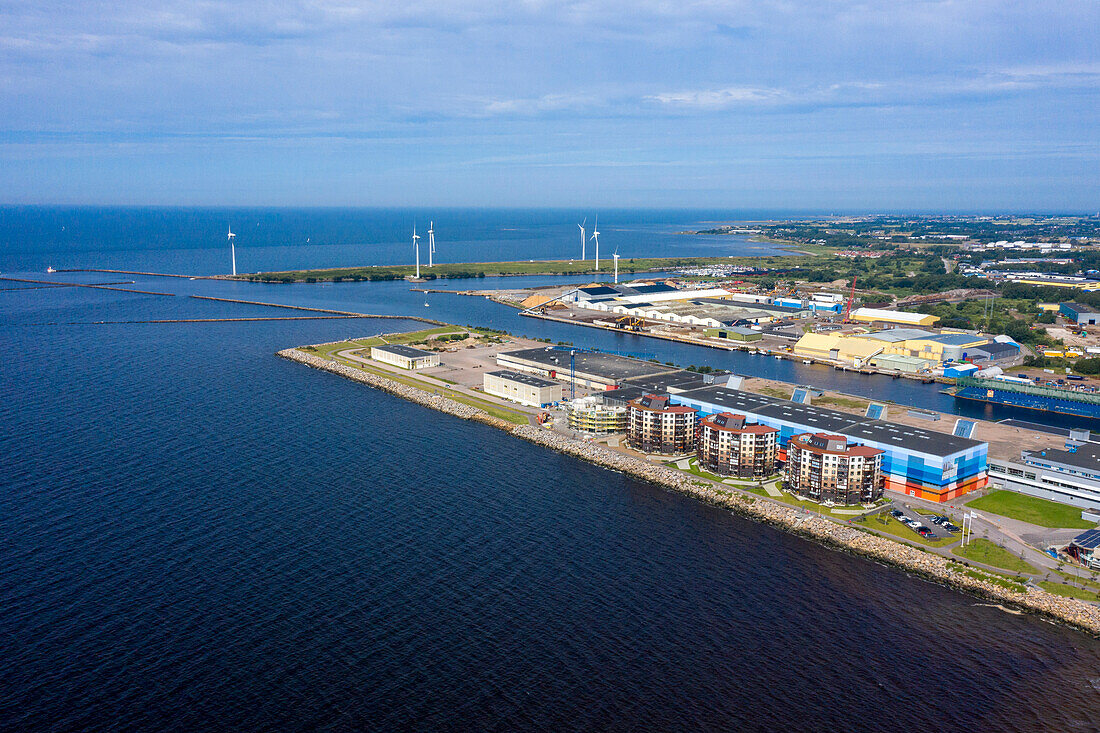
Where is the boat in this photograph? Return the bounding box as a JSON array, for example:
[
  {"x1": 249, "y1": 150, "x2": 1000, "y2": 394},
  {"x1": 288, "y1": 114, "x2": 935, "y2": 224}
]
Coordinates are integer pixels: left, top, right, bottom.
[
  {"x1": 46, "y1": 266, "x2": 55, "y2": 273},
  {"x1": 802, "y1": 359, "x2": 812, "y2": 364}
]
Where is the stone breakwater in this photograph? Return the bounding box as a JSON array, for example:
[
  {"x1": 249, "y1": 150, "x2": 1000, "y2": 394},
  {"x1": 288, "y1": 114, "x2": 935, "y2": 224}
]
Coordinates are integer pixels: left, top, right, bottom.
[{"x1": 278, "y1": 347, "x2": 1100, "y2": 636}]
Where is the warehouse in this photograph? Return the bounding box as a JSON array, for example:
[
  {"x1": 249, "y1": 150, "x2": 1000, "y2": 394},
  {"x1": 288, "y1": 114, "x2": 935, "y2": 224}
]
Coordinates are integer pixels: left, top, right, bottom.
[
  {"x1": 370, "y1": 344, "x2": 440, "y2": 370},
  {"x1": 704, "y1": 326, "x2": 762, "y2": 342},
  {"x1": 496, "y1": 348, "x2": 676, "y2": 391},
  {"x1": 667, "y1": 385, "x2": 987, "y2": 503},
  {"x1": 867, "y1": 353, "x2": 935, "y2": 374},
  {"x1": 1060, "y1": 302, "x2": 1100, "y2": 325},
  {"x1": 850, "y1": 308, "x2": 939, "y2": 327},
  {"x1": 483, "y1": 370, "x2": 562, "y2": 407}
]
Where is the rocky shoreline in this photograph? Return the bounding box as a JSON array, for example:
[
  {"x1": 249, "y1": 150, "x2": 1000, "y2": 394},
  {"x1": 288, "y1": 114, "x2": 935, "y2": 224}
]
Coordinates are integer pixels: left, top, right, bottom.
[{"x1": 278, "y1": 347, "x2": 1100, "y2": 636}]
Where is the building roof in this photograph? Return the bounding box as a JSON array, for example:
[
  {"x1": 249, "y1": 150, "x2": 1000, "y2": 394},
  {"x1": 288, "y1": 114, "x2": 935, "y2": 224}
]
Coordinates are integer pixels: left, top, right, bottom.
[
  {"x1": 1023, "y1": 443, "x2": 1100, "y2": 475},
  {"x1": 1070, "y1": 528, "x2": 1100, "y2": 550},
  {"x1": 633, "y1": 394, "x2": 696, "y2": 413},
  {"x1": 623, "y1": 283, "x2": 679, "y2": 295},
  {"x1": 372, "y1": 344, "x2": 437, "y2": 359},
  {"x1": 671, "y1": 384, "x2": 983, "y2": 457},
  {"x1": 851, "y1": 308, "x2": 938, "y2": 325},
  {"x1": 486, "y1": 370, "x2": 559, "y2": 388},
  {"x1": 853, "y1": 328, "x2": 935, "y2": 343},
  {"x1": 969, "y1": 341, "x2": 1020, "y2": 357},
  {"x1": 498, "y1": 348, "x2": 675, "y2": 383},
  {"x1": 923, "y1": 333, "x2": 987, "y2": 346},
  {"x1": 1064, "y1": 302, "x2": 1100, "y2": 314},
  {"x1": 870, "y1": 354, "x2": 935, "y2": 368},
  {"x1": 621, "y1": 370, "x2": 713, "y2": 394},
  {"x1": 579, "y1": 285, "x2": 620, "y2": 296},
  {"x1": 703, "y1": 412, "x2": 779, "y2": 434}
]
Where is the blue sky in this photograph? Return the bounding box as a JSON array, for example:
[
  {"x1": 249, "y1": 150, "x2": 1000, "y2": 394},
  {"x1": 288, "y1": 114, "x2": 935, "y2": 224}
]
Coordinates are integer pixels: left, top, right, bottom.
[{"x1": 2, "y1": 1, "x2": 1098, "y2": 209}]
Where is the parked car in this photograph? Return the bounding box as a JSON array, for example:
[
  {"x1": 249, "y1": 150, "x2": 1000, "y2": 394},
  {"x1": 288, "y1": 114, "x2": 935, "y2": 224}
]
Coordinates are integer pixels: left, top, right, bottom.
[
  {"x1": 890, "y1": 509, "x2": 904, "y2": 519},
  {"x1": 929, "y1": 516, "x2": 945, "y2": 526},
  {"x1": 944, "y1": 523, "x2": 961, "y2": 533}
]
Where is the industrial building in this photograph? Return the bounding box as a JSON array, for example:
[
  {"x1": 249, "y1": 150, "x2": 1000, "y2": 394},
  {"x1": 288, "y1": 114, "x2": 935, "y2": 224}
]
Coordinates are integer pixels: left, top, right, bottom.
[
  {"x1": 849, "y1": 308, "x2": 939, "y2": 327},
  {"x1": 627, "y1": 394, "x2": 698, "y2": 455},
  {"x1": 497, "y1": 348, "x2": 677, "y2": 391},
  {"x1": 704, "y1": 326, "x2": 762, "y2": 342},
  {"x1": 566, "y1": 396, "x2": 628, "y2": 434},
  {"x1": 483, "y1": 370, "x2": 562, "y2": 407},
  {"x1": 370, "y1": 344, "x2": 440, "y2": 370},
  {"x1": 1060, "y1": 302, "x2": 1100, "y2": 326},
  {"x1": 785, "y1": 433, "x2": 884, "y2": 505},
  {"x1": 793, "y1": 333, "x2": 885, "y2": 366},
  {"x1": 668, "y1": 384, "x2": 987, "y2": 502},
  {"x1": 697, "y1": 413, "x2": 778, "y2": 478},
  {"x1": 794, "y1": 328, "x2": 1019, "y2": 369},
  {"x1": 987, "y1": 441, "x2": 1100, "y2": 509}
]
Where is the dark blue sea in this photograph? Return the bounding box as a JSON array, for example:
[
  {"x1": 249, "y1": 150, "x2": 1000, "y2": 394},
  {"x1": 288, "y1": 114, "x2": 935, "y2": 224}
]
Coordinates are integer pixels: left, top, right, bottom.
[{"x1": 3, "y1": 208, "x2": 1100, "y2": 731}]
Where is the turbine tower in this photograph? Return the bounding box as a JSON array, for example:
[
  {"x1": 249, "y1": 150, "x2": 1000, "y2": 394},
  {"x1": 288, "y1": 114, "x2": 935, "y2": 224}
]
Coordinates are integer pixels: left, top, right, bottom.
[
  {"x1": 413, "y1": 226, "x2": 421, "y2": 279},
  {"x1": 428, "y1": 221, "x2": 436, "y2": 267},
  {"x1": 612, "y1": 249, "x2": 620, "y2": 284},
  {"x1": 578, "y1": 218, "x2": 586, "y2": 261},
  {"x1": 228, "y1": 225, "x2": 237, "y2": 276},
  {"x1": 590, "y1": 216, "x2": 600, "y2": 271}
]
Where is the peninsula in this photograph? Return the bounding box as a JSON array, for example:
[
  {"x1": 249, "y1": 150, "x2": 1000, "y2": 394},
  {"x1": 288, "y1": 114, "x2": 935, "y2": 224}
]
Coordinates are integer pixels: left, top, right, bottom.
[{"x1": 280, "y1": 323, "x2": 1100, "y2": 636}]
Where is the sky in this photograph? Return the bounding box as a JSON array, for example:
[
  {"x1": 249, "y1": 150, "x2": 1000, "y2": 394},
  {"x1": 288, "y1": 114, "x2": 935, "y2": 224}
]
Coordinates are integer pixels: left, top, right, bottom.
[{"x1": 2, "y1": 0, "x2": 1099, "y2": 210}]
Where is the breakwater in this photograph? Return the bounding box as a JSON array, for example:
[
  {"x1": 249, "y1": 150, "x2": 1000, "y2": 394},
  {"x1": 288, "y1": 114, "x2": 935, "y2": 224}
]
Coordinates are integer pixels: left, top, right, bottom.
[{"x1": 278, "y1": 347, "x2": 1100, "y2": 636}]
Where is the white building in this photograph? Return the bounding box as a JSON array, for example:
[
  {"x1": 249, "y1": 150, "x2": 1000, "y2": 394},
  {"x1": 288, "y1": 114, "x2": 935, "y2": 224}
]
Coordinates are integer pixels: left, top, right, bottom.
[
  {"x1": 370, "y1": 344, "x2": 440, "y2": 370},
  {"x1": 483, "y1": 370, "x2": 562, "y2": 407}
]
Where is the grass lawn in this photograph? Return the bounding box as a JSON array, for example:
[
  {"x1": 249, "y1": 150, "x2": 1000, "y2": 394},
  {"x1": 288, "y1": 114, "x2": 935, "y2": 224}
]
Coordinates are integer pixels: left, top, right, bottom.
[
  {"x1": 951, "y1": 538, "x2": 1037, "y2": 574},
  {"x1": 966, "y1": 490, "x2": 1094, "y2": 529},
  {"x1": 1039, "y1": 581, "x2": 1100, "y2": 601},
  {"x1": 855, "y1": 513, "x2": 957, "y2": 548}
]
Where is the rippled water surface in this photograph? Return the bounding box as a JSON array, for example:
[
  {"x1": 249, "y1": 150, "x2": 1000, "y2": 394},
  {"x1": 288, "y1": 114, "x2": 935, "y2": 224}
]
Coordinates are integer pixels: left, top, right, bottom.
[{"x1": 3, "y1": 211, "x2": 1100, "y2": 731}]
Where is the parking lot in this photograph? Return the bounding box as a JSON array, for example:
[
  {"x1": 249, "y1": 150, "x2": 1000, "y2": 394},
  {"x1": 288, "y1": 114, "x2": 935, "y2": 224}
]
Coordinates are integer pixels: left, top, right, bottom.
[{"x1": 888, "y1": 503, "x2": 960, "y2": 541}]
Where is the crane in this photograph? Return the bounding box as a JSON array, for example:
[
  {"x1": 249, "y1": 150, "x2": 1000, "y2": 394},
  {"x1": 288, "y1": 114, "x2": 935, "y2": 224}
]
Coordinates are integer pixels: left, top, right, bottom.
[{"x1": 844, "y1": 275, "x2": 857, "y2": 321}]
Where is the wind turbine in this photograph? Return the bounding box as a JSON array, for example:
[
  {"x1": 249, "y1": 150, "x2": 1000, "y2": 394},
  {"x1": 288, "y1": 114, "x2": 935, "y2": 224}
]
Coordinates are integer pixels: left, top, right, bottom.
[
  {"x1": 578, "y1": 218, "x2": 587, "y2": 261},
  {"x1": 590, "y1": 216, "x2": 600, "y2": 271},
  {"x1": 228, "y1": 225, "x2": 237, "y2": 276},
  {"x1": 413, "y1": 226, "x2": 421, "y2": 279},
  {"x1": 612, "y1": 247, "x2": 620, "y2": 284},
  {"x1": 428, "y1": 221, "x2": 436, "y2": 267}
]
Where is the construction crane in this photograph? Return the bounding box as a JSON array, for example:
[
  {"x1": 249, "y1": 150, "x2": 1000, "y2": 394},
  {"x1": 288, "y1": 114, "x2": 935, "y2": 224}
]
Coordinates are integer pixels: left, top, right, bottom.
[{"x1": 844, "y1": 275, "x2": 858, "y2": 322}]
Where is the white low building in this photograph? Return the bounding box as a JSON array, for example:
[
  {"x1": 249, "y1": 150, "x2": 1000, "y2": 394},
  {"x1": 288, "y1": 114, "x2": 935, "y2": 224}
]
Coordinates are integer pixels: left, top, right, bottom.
[
  {"x1": 370, "y1": 344, "x2": 440, "y2": 370},
  {"x1": 483, "y1": 370, "x2": 563, "y2": 407}
]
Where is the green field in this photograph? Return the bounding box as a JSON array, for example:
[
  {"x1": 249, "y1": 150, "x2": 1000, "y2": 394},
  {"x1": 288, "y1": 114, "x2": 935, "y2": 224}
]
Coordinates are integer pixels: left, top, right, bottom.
[
  {"x1": 1039, "y1": 581, "x2": 1100, "y2": 601},
  {"x1": 965, "y1": 490, "x2": 1094, "y2": 529},
  {"x1": 951, "y1": 538, "x2": 1037, "y2": 574}
]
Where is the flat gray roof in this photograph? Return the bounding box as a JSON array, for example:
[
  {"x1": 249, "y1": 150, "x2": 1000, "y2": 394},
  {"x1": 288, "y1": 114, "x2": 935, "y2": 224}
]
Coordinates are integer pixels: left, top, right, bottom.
[
  {"x1": 673, "y1": 384, "x2": 983, "y2": 457},
  {"x1": 372, "y1": 343, "x2": 437, "y2": 359},
  {"x1": 498, "y1": 348, "x2": 676, "y2": 383},
  {"x1": 486, "y1": 370, "x2": 559, "y2": 388}
]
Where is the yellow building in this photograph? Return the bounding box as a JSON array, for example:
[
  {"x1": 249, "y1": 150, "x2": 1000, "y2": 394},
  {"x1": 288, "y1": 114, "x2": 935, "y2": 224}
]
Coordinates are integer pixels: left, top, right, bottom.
[
  {"x1": 793, "y1": 333, "x2": 884, "y2": 366},
  {"x1": 876, "y1": 333, "x2": 988, "y2": 362}
]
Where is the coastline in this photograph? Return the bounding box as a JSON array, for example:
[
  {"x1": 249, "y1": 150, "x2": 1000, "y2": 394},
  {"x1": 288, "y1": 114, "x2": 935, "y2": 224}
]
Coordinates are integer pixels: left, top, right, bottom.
[{"x1": 277, "y1": 346, "x2": 1100, "y2": 637}]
